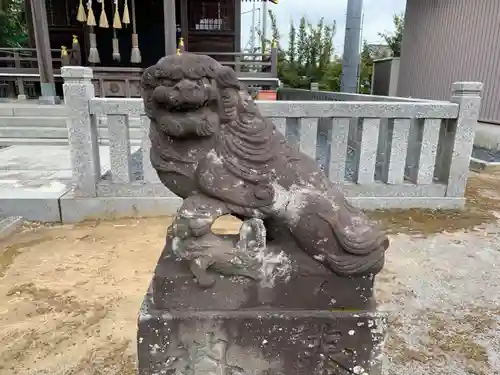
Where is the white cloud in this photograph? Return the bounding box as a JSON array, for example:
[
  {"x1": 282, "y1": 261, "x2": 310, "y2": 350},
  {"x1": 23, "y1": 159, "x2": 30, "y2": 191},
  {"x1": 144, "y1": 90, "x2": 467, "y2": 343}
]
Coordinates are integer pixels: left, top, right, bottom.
[{"x1": 240, "y1": 0, "x2": 407, "y2": 55}]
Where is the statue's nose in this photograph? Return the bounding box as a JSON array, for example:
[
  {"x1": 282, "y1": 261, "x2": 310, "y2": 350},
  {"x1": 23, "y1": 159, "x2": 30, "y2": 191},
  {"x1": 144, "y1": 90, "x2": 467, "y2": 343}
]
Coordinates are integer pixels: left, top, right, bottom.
[{"x1": 173, "y1": 79, "x2": 200, "y2": 94}]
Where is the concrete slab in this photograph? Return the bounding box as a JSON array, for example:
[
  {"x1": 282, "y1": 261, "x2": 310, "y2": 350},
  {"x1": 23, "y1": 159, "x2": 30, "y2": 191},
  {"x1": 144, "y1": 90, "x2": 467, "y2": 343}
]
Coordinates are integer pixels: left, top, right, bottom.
[
  {"x1": 0, "y1": 145, "x2": 121, "y2": 222},
  {"x1": 0, "y1": 145, "x2": 77, "y2": 171},
  {"x1": 0, "y1": 145, "x2": 112, "y2": 172},
  {"x1": 470, "y1": 157, "x2": 500, "y2": 173},
  {"x1": 59, "y1": 193, "x2": 182, "y2": 223},
  {"x1": 0, "y1": 216, "x2": 23, "y2": 239},
  {"x1": 0, "y1": 198, "x2": 62, "y2": 222}
]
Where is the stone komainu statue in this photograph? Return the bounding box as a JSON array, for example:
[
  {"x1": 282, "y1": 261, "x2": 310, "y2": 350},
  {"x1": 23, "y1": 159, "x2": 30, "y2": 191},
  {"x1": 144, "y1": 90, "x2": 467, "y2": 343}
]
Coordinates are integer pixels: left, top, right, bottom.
[{"x1": 141, "y1": 53, "x2": 389, "y2": 287}]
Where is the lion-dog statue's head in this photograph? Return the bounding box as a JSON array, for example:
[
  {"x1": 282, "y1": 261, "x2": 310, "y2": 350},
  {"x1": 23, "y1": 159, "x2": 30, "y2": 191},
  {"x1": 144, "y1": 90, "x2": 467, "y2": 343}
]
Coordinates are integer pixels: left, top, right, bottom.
[
  {"x1": 141, "y1": 53, "x2": 252, "y2": 139},
  {"x1": 140, "y1": 53, "x2": 277, "y2": 205}
]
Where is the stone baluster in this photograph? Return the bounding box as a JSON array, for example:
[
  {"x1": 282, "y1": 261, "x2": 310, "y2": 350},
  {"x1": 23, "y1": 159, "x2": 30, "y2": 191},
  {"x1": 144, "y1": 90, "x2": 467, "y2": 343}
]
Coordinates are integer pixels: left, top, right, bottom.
[
  {"x1": 62, "y1": 66, "x2": 101, "y2": 197},
  {"x1": 445, "y1": 82, "x2": 483, "y2": 198}
]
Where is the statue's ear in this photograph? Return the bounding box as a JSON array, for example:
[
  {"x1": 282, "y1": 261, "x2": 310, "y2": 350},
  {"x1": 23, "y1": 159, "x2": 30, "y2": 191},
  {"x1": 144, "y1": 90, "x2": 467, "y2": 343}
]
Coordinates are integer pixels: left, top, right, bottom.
[
  {"x1": 215, "y1": 66, "x2": 241, "y2": 90},
  {"x1": 141, "y1": 64, "x2": 159, "y2": 91}
]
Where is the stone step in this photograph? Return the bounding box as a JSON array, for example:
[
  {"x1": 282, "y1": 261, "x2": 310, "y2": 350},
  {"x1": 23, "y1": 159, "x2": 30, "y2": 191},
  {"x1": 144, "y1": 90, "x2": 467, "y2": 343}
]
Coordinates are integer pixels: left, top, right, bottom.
[{"x1": 0, "y1": 126, "x2": 143, "y2": 140}]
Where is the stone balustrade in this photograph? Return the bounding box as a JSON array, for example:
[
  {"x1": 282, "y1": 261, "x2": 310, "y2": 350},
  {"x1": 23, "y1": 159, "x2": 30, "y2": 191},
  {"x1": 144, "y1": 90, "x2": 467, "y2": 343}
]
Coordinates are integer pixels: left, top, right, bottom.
[{"x1": 60, "y1": 66, "x2": 482, "y2": 220}]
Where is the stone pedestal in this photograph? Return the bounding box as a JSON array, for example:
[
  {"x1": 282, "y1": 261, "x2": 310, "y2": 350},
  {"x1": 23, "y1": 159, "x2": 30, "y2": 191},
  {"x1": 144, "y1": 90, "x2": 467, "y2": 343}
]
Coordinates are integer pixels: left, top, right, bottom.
[
  {"x1": 137, "y1": 52, "x2": 390, "y2": 375},
  {"x1": 137, "y1": 235, "x2": 387, "y2": 375},
  {"x1": 38, "y1": 83, "x2": 60, "y2": 104}
]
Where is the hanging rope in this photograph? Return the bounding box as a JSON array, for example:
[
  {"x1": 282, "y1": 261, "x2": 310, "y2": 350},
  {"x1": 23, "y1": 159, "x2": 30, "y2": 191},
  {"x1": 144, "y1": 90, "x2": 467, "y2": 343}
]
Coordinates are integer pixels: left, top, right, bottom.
[
  {"x1": 129, "y1": 0, "x2": 141, "y2": 63},
  {"x1": 88, "y1": 32, "x2": 100, "y2": 63},
  {"x1": 113, "y1": 0, "x2": 122, "y2": 29},
  {"x1": 87, "y1": 1, "x2": 100, "y2": 63},
  {"x1": 112, "y1": 0, "x2": 121, "y2": 61},
  {"x1": 77, "y1": 0, "x2": 87, "y2": 22},
  {"x1": 86, "y1": 0, "x2": 96, "y2": 26},
  {"x1": 99, "y1": 0, "x2": 109, "y2": 28},
  {"x1": 122, "y1": 0, "x2": 130, "y2": 25}
]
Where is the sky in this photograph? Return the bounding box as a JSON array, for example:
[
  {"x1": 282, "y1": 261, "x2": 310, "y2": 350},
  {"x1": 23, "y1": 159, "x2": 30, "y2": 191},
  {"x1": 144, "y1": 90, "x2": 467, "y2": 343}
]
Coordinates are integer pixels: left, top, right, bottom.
[{"x1": 240, "y1": 0, "x2": 407, "y2": 54}]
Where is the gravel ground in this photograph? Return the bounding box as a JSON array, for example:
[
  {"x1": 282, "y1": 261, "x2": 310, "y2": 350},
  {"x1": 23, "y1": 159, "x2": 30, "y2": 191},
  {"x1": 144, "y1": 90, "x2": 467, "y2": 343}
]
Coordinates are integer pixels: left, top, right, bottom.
[
  {"x1": 378, "y1": 226, "x2": 500, "y2": 374},
  {"x1": 1, "y1": 171, "x2": 500, "y2": 374}
]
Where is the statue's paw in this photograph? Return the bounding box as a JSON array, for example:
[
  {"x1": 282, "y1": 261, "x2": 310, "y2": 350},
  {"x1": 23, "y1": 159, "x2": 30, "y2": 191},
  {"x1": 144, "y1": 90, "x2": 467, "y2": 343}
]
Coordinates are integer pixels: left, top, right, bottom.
[
  {"x1": 189, "y1": 257, "x2": 216, "y2": 288},
  {"x1": 189, "y1": 220, "x2": 212, "y2": 237},
  {"x1": 194, "y1": 271, "x2": 216, "y2": 288},
  {"x1": 238, "y1": 218, "x2": 267, "y2": 252},
  {"x1": 172, "y1": 212, "x2": 213, "y2": 238}
]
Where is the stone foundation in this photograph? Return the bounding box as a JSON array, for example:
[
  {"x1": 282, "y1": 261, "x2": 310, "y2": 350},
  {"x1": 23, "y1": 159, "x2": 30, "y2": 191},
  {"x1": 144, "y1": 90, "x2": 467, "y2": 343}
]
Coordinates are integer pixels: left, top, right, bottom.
[
  {"x1": 137, "y1": 241, "x2": 387, "y2": 375},
  {"x1": 138, "y1": 293, "x2": 386, "y2": 375}
]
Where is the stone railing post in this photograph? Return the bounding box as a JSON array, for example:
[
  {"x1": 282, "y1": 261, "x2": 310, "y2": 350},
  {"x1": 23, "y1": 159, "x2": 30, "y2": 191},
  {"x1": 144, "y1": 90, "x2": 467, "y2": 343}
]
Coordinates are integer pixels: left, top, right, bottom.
[
  {"x1": 446, "y1": 82, "x2": 483, "y2": 198},
  {"x1": 62, "y1": 66, "x2": 100, "y2": 197}
]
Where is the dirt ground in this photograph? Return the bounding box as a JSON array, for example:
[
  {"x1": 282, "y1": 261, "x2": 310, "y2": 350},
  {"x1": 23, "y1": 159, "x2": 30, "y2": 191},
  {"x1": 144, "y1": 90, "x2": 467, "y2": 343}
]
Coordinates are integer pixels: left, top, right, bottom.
[{"x1": 1, "y1": 171, "x2": 500, "y2": 375}]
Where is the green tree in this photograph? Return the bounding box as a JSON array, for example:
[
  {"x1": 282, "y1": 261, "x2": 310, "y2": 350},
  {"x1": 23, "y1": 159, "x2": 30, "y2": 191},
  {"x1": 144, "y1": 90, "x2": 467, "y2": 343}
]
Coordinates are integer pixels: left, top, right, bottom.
[
  {"x1": 267, "y1": 12, "x2": 337, "y2": 90},
  {"x1": 262, "y1": 11, "x2": 379, "y2": 93},
  {"x1": 287, "y1": 22, "x2": 296, "y2": 65},
  {"x1": 0, "y1": 0, "x2": 28, "y2": 47},
  {"x1": 378, "y1": 13, "x2": 404, "y2": 57},
  {"x1": 358, "y1": 40, "x2": 374, "y2": 94},
  {"x1": 321, "y1": 58, "x2": 342, "y2": 92}
]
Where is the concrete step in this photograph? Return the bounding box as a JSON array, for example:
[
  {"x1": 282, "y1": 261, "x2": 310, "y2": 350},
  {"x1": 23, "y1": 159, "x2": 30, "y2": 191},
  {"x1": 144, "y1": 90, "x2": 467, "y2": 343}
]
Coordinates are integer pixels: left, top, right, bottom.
[
  {"x1": 0, "y1": 126, "x2": 67, "y2": 139},
  {"x1": 0, "y1": 103, "x2": 68, "y2": 117},
  {"x1": 0, "y1": 116, "x2": 143, "y2": 128},
  {"x1": 0, "y1": 116, "x2": 67, "y2": 127},
  {"x1": 0, "y1": 137, "x2": 142, "y2": 147},
  {"x1": 0, "y1": 138, "x2": 69, "y2": 146},
  {"x1": 0, "y1": 126, "x2": 68, "y2": 139},
  {"x1": 0, "y1": 126, "x2": 143, "y2": 140}
]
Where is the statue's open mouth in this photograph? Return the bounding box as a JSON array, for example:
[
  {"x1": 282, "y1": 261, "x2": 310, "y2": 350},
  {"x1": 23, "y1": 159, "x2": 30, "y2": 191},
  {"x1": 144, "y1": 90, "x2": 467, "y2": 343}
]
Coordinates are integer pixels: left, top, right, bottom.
[{"x1": 167, "y1": 101, "x2": 208, "y2": 113}]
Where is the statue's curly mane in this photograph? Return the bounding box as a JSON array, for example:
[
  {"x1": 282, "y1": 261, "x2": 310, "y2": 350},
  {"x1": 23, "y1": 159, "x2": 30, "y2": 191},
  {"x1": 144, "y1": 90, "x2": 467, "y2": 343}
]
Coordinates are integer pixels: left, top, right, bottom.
[
  {"x1": 141, "y1": 54, "x2": 279, "y2": 187},
  {"x1": 214, "y1": 66, "x2": 277, "y2": 186}
]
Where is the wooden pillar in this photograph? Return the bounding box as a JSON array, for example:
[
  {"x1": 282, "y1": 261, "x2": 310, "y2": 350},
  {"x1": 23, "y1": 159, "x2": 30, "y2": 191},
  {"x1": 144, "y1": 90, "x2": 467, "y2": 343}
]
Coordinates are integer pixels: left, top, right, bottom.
[
  {"x1": 234, "y1": 0, "x2": 241, "y2": 52},
  {"x1": 164, "y1": 0, "x2": 177, "y2": 55},
  {"x1": 24, "y1": 0, "x2": 35, "y2": 48},
  {"x1": 180, "y1": 0, "x2": 188, "y2": 50},
  {"x1": 30, "y1": 0, "x2": 58, "y2": 103}
]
